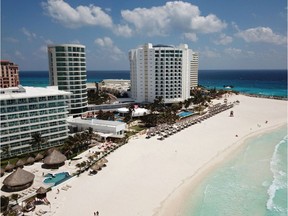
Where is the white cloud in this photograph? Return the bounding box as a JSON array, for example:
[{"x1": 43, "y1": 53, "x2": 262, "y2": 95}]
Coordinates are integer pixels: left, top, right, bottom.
[
  {"x1": 4, "y1": 37, "x2": 19, "y2": 43},
  {"x1": 21, "y1": 27, "x2": 37, "y2": 40},
  {"x1": 183, "y1": 33, "x2": 198, "y2": 42},
  {"x1": 15, "y1": 50, "x2": 25, "y2": 60},
  {"x1": 121, "y1": 1, "x2": 226, "y2": 36},
  {"x1": 94, "y1": 37, "x2": 125, "y2": 61},
  {"x1": 113, "y1": 24, "x2": 133, "y2": 37},
  {"x1": 42, "y1": 0, "x2": 113, "y2": 28},
  {"x1": 236, "y1": 27, "x2": 287, "y2": 45},
  {"x1": 201, "y1": 48, "x2": 220, "y2": 58},
  {"x1": 224, "y1": 47, "x2": 242, "y2": 56},
  {"x1": 214, "y1": 33, "x2": 233, "y2": 45}
]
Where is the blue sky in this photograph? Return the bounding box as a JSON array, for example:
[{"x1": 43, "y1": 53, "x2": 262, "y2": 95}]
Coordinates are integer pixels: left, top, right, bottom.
[{"x1": 1, "y1": 0, "x2": 287, "y2": 70}]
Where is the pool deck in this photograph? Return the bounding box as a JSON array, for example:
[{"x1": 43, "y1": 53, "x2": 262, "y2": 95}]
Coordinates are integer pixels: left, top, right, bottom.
[{"x1": 0, "y1": 143, "x2": 108, "y2": 203}]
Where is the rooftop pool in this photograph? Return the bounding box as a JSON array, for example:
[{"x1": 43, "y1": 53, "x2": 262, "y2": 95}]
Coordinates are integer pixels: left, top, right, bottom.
[
  {"x1": 43, "y1": 172, "x2": 71, "y2": 186},
  {"x1": 177, "y1": 111, "x2": 193, "y2": 118}
]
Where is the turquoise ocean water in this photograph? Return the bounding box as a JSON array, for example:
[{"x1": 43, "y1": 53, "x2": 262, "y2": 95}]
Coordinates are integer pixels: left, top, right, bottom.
[{"x1": 182, "y1": 126, "x2": 287, "y2": 216}]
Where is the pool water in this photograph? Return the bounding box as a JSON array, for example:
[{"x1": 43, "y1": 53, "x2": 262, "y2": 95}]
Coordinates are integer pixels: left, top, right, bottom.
[
  {"x1": 178, "y1": 111, "x2": 193, "y2": 118},
  {"x1": 43, "y1": 172, "x2": 71, "y2": 186}
]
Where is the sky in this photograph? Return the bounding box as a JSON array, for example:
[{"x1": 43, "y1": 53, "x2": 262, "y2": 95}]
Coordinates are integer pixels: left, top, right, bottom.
[{"x1": 1, "y1": 0, "x2": 287, "y2": 71}]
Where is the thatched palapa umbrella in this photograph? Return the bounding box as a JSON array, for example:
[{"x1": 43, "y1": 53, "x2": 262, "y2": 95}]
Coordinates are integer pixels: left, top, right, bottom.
[
  {"x1": 15, "y1": 159, "x2": 25, "y2": 168},
  {"x1": 25, "y1": 157, "x2": 35, "y2": 165},
  {"x1": 36, "y1": 187, "x2": 48, "y2": 199},
  {"x1": 35, "y1": 153, "x2": 44, "y2": 161},
  {"x1": 5, "y1": 162, "x2": 15, "y2": 172},
  {"x1": 0, "y1": 167, "x2": 5, "y2": 177},
  {"x1": 3, "y1": 168, "x2": 35, "y2": 191},
  {"x1": 43, "y1": 149, "x2": 67, "y2": 168}
]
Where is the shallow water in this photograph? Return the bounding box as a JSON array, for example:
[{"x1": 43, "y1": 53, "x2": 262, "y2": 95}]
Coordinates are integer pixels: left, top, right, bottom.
[{"x1": 183, "y1": 126, "x2": 287, "y2": 216}]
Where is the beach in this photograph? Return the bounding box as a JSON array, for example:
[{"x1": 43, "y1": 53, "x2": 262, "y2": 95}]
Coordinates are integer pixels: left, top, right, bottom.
[{"x1": 32, "y1": 94, "x2": 287, "y2": 216}]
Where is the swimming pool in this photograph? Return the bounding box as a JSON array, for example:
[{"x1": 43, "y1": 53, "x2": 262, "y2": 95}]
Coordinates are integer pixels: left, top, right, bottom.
[
  {"x1": 177, "y1": 111, "x2": 193, "y2": 118},
  {"x1": 43, "y1": 172, "x2": 71, "y2": 186}
]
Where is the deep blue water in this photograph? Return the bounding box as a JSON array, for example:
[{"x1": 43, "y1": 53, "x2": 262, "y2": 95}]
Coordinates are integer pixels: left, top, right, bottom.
[{"x1": 19, "y1": 70, "x2": 287, "y2": 98}]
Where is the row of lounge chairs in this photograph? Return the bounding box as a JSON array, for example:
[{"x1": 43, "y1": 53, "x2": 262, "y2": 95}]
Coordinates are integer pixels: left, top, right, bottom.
[{"x1": 146, "y1": 103, "x2": 234, "y2": 140}]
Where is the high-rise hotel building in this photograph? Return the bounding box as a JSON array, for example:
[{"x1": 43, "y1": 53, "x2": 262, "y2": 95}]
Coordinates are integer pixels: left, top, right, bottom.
[
  {"x1": 0, "y1": 86, "x2": 71, "y2": 159},
  {"x1": 0, "y1": 60, "x2": 20, "y2": 88},
  {"x1": 48, "y1": 44, "x2": 88, "y2": 115},
  {"x1": 129, "y1": 43, "x2": 198, "y2": 104}
]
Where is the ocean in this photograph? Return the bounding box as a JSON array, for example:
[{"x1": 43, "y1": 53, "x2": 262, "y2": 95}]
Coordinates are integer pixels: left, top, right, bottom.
[
  {"x1": 182, "y1": 125, "x2": 287, "y2": 216},
  {"x1": 19, "y1": 69, "x2": 287, "y2": 98}
]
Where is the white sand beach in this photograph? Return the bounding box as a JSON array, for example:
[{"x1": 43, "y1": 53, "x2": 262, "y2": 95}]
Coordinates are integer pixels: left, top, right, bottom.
[{"x1": 19, "y1": 94, "x2": 287, "y2": 216}]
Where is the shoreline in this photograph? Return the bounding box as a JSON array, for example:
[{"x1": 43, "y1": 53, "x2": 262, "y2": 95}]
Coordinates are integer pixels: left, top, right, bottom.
[{"x1": 153, "y1": 123, "x2": 287, "y2": 216}]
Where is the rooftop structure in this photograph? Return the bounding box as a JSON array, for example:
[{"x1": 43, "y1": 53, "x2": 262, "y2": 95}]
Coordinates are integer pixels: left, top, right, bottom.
[
  {"x1": 48, "y1": 44, "x2": 88, "y2": 116},
  {"x1": 0, "y1": 86, "x2": 71, "y2": 159},
  {"x1": 0, "y1": 60, "x2": 20, "y2": 88},
  {"x1": 129, "y1": 43, "x2": 198, "y2": 104}
]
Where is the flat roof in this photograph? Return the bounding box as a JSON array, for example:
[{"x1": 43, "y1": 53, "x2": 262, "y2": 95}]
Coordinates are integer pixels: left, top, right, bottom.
[
  {"x1": 0, "y1": 86, "x2": 71, "y2": 100},
  {"x1": 67, "y1": 117, "x2": 126, "y2": 127}
]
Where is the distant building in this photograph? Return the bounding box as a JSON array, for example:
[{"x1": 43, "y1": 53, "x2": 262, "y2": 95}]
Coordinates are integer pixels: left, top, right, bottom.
[
  {"x1": 190, "y1": 52, "x2": 199, "y2": 88},
  {"x1": 0, "y1": 60, "x2": 20, "y2": 88},
  {"x1": 47, "y1": 44, "x2": 88, "y2": 115},
  {"x1": 129, "y1": 43, "x2": 198, "y2": 104},
  {"x1": 0, "y1": 86, "x2": 71, "y2": 159}
]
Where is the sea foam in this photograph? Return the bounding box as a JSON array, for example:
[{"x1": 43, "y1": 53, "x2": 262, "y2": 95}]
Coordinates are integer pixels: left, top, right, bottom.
[{"x1": 266, "y1": 135, "x2": 287, "y2": 213}]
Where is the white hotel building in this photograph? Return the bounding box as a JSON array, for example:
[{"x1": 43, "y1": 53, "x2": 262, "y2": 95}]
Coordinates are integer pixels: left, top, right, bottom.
[
  {"x1": 0, "y1": 86, "x2": 71, "y2": 159},
  {"x1": 48, "y1": 44, "x2": 88, "y2": 116},
  {"x1": 129, "y1": 43, "x2": 198, "y2": 104}
]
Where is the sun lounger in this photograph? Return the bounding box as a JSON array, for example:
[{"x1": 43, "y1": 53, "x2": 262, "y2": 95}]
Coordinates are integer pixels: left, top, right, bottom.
[
  {"x1": 61, "y1": 186, "x2": 68, "y2": 191},
  {"x1": 66, "y1": 184, "x2": 72, "y2": 188}
]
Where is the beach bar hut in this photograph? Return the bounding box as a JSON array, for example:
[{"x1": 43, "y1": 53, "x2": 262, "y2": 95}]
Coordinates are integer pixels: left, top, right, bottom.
[
  {"x1": 2, "y1": 168, "x2": 35, "y2": 192},
  {"x1": 43, "y1": 149, "x2": 67, "y2": 168}
]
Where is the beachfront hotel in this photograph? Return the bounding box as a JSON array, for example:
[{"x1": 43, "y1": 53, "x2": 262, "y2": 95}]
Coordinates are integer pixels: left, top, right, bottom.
[
  {"x1": 47, "y1": 44, "x2": 88, "y2": 115},
  {"x1": 0, "y1": 60, "x2": 20, "y2": 88},
  {"x1": 129, "y1": 43, "x2": 198, "y2": 104},
  {"x1": 0, "y1": 86, "x2": 71, "y2": 159}
]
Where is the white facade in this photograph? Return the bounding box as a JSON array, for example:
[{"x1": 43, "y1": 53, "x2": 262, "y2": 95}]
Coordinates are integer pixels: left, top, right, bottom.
[
  {"x1": 129, "y1": 43, "x2": 198, "y2": 104},
  {"x1": 48, "y1": 44, "x2": 88, "y2": 115},
  {"x1": 0, "y1": 86, "x2": 71, "y2": 158},
  {"x1": 190, "y1": 52, "x2": 199, "y2": 88},
  {"x1": 67, "y1": 117, "x2": 126, "y2": 137}
]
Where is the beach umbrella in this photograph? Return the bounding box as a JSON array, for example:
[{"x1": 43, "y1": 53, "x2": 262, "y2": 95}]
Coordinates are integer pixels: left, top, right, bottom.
[
  {"x1": 15, "y1": 159, "x2": 25, "y2": 168},
  {"x1": 0, "y1": 167, "x2": 5, "y2": 177},
  {"x1": 36, "y1": 186, "x2": 48, "y2": 199},
  {"x1": 35, "y1": 153, "x2": 44, "y2": 161},
  {"x1": 5, "y1": 162, "x2": 15, "y2": 172},
  {"x1": 3, "y1": 168, "x2": 35, "y2": 191},
  {"x1": 25, "y1": 157, "x2": 35, "y2": 165},
  {"x1": 91, "y1": 164, "x2": 102, "y2": 171},
  {"x1": 99, "y1": 158, "x2": 108, "y2": 164},
  {"x1": 36, "y1": 186, "x2": 48, "y2": 194}
]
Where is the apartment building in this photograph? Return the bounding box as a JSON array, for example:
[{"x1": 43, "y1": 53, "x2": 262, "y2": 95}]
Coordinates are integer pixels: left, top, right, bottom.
[
  {"x1": 48, "y1": 44, "x2": 88, "y2": 115},
  {"x1": 0, "y1": 60, "x2": 20, "y2": 88},
  {"x1": 129, "y1": 43, "x2": 198, "y2": 104},
  {"x1": 0, "y1": 86, "x2": 71, "y2": 159}
]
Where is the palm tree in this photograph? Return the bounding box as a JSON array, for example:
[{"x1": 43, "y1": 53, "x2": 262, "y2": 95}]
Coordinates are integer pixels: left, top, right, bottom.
[
  {"x1": 1, "y1": 145, "x2": 11, "y2": 159},
  {"x1": 31, "y1": 132, "x2": 46, "y2": 151}
]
